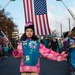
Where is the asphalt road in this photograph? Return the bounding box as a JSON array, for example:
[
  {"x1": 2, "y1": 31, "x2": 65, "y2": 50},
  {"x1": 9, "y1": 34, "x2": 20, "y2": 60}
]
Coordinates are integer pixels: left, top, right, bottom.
[
  {"x1": 0, "y1": 55, "x2": 21, "y2": 75},
  {"x1": 39, "y1": 57, "x2": 71, "y2": 75},
  {"x1": 0, "y1": 55, "x2": 71, "y2": 75}
]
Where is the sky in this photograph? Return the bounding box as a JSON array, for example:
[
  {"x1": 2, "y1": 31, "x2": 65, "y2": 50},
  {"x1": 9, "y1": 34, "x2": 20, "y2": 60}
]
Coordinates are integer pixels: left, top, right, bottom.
[{"x1": 0, "y1": 0, "x2": 75, "y2": 37}]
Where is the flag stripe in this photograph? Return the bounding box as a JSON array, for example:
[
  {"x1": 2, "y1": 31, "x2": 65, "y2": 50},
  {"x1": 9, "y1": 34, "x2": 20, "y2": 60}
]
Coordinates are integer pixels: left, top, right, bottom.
[
  {"x1": 35, "y1": 15, "x2": 40, "y2": 35},
  {"x1": 46, "y1": 14, "x2": 51, "y2": 34},
  {"x1": 34, "y1": 16, "x2": 38, "y2": 34},
  {"x1": 41, "y1": 15, "x2": 45, "y2": 35},
  {"x1": 42, "y1": 15, "x2": 47, "y2": 34},
  {"x1": 23, "y1": 0, "x2": 51, "y2": 35},
  {"x1": 29, "y1": 0, "x2": 32, "y2": 22},
  {"x1": 32, "y1": 0, "x2": 38, "y2": 35},
  {"x1": 27, "y1": 0, "x2": 30, "y2": 21},
  {"x1": 44, "y1": 15, "x2": 49, "y2": 34},
  {"x1": 37, "y1": 15, "x2": 41, "y2": 35},
  {"x1": 30, "y1": 0, "x2": 33, "y2": 23},
  {"x1": 23, "y1": 0, "x2": 27, "y2": 23},
  {"x1": 38, "y1": 15, "x2": 43, "y2": 35},
  {"x1": 25, "y1": 0, "x2": 28, "y2": 22}
]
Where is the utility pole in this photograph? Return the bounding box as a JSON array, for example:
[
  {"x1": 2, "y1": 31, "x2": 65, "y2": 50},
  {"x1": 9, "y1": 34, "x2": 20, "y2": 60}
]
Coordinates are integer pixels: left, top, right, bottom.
[
  {"x1": 60, "y1": 23, "x2": 62, "y2": 37},
  {"x1": 56, "y1": 22, "x2": 62, "y2": 37},
  {"x1": 67, "y1": 18, "x2": 71, "y2": 32}
]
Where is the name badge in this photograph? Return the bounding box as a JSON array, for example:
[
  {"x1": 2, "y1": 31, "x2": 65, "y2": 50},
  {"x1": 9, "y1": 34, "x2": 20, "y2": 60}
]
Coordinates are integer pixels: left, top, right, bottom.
[{"x1": 26, "y1": 55, "x2": 30, "y2": 61}]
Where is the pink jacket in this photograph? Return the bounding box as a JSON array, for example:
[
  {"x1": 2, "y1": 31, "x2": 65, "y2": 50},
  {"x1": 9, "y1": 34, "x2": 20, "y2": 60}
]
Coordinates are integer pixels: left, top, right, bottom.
[{"x1": 13, "y1": 42, "x2": 65, "y2": 73}]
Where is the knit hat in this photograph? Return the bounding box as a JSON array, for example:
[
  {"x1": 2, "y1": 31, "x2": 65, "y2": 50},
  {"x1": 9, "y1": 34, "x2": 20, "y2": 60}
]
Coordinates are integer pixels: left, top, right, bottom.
[{"x1": 25, "y1": 22, "x2": 34, "y2": 31}]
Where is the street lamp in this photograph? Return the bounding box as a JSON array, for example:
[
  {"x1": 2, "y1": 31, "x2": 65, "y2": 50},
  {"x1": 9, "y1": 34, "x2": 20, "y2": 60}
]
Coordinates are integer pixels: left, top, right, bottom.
[
  {"x1": 56, "y1": 0, "x2": 75, "y2": 21},
  {"x1": 67, "y1": 18, "x2": 71, "y2": 32},
  {"x1": 56, "y1": 22, "x2": 62, "y2": 37}
]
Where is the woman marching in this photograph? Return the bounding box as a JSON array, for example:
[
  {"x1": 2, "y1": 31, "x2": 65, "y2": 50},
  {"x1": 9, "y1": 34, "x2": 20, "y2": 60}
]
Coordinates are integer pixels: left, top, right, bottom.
[{"x1": 13, "y1": 22, "x2": 67, "y2": 75}]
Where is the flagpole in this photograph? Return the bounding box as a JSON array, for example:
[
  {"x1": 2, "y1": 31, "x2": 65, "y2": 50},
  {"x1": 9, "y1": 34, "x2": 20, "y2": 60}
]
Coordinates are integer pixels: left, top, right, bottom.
[
  {"x1": 1, "y1": 0, "x2": 15, "y2": 11},
  {"x1": 56, "y1": 0, "x2": 75, "y2": 21},
  {"x1": 1, "y1": 31, "x2": 15, "y2": 50}
]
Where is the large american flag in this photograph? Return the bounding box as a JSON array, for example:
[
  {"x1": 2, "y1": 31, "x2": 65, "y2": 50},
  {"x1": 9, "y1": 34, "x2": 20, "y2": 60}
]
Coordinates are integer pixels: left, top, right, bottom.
[{"x1": 23, "y1": 0, "x2": 51, "y2": 35}]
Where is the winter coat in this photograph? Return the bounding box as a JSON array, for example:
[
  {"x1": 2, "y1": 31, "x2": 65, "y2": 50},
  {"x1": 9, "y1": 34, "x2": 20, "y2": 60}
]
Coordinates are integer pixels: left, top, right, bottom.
[{"x1": 13, "y1": 40, "x2": 65, "y2": 73}]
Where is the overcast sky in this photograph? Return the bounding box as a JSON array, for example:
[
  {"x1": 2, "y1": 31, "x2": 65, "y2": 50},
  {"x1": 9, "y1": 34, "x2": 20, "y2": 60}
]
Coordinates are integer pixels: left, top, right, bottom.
[{"x1": 0, "y1": 0, "x2": 75, "y2": 36}]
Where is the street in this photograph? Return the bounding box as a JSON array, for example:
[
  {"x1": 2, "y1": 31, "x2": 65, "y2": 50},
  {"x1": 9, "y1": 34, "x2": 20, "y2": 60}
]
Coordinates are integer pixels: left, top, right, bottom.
[
  {"x1": 0, "y1": 55, "x2": 71, "y2": 75},
  {"x1": 0, "y1": 55, "x2": 21, "y2": 75}
]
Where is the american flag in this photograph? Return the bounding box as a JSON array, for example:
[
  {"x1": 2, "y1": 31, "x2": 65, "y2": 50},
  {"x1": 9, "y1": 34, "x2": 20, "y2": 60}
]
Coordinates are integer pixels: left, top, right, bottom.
[
  {"x1": 23, "y1": 0, "x2": 51, "y2": 35},
  {"x1": 0, "y1": 31, "x2": 8, "y2": 42}
]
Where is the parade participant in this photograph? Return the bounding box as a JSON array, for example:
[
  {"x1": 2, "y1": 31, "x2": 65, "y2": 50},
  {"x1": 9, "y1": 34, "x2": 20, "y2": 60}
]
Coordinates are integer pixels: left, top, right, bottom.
[
  {"x1": 13, "y1": 22, "x2": 67, "y2": 75},
  {"x1": 0, "y1": 38, "x2": 3, "y2": 60},
  {"x1": 65, "y1": 27, "x2": 75, "y2": 75},
  {"x1": 51, "y1": 36, "x2": 58, "y2": 52},
  {"x1": 41, "y1": 35, "x2": 49, "y2": 48},
  {"x1": 61, "y1": 27, "x2": 75, "y2": 75},
  {"x1": 4, "y1": 44, "x2": 9, "y2": 58}
]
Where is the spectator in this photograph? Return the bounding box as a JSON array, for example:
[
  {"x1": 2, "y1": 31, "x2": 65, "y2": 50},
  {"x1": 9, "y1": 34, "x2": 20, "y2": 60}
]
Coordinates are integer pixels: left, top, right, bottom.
[
  {"x1": 51, "y1": 36, "x2": 58, "y2": 52},
  {"x1": 4, "y1": 44, "x2": 9, "y2": 58}
]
